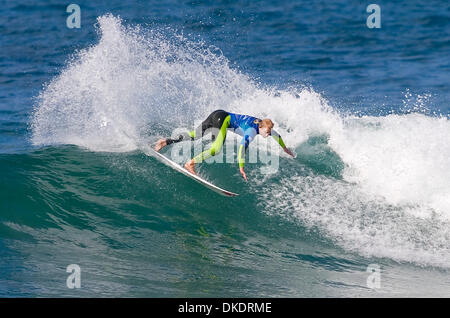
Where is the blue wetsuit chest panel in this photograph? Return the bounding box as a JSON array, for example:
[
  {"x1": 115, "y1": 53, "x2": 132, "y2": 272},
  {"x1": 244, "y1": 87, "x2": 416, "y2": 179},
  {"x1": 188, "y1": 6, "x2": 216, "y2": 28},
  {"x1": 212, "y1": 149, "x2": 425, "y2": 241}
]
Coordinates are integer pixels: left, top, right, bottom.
[
  {"x1": 228, "y1": 113, "x2": 261, "y2": 148},
  {"x1": 228, "y1": 113, "x2": 260, "y2": 136}
]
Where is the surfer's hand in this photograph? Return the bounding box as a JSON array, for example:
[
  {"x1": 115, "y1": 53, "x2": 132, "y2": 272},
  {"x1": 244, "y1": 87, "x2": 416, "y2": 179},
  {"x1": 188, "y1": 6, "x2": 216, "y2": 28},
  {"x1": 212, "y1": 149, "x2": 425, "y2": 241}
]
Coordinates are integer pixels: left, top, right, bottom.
[
  {"x1": 284, "y1": 147, "x2": 295, "y2": 158},
  {"x1": 240, "y1": 167, "x2": 248, "y2": 182}
]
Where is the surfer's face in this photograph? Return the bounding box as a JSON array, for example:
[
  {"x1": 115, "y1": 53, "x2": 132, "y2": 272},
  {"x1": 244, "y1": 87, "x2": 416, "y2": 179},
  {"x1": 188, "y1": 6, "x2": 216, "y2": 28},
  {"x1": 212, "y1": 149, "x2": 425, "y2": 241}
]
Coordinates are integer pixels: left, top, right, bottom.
[
  {"x1": 259, "y1": 126, "x2": 271, "y2": 137},
  {"x1": 259, "y1": 118, "x2": 274, "y2": 137}
]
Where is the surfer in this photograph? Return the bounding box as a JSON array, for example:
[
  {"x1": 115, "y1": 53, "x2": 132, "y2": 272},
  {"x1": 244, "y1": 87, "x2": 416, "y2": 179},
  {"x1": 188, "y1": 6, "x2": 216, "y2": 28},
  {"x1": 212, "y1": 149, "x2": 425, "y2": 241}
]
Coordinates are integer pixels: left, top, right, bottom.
[{"x1": 154, "y1": 109, "x2": 295, "y2": 181}]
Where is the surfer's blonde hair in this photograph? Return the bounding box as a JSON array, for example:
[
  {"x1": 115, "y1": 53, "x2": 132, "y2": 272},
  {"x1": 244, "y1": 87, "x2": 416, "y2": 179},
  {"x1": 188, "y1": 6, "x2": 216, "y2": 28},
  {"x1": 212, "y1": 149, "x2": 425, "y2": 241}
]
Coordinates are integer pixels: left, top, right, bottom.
[{"x1": 259, "y1": 119, "x2": 274, "y2": 129}]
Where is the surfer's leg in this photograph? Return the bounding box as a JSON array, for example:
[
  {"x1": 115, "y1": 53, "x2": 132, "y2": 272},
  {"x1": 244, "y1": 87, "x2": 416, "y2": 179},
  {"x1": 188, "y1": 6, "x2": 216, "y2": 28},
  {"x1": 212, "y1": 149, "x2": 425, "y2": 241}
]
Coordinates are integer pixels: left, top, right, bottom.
[
  {"x1": 191, "y1": 114, "x2": 230, "y2": 163},
  {"x1": 162, "y1": 110, "x2": 223, "y2": 148},
  {"x1": 155, "y1": 129, "x2": 194, "y2": 152},
  {"x1": 165, "y1": 132, "x2": 191, "y2": 145},
  {"x1": 185, "y1": 129, "x2": 227, "y2": 174},
  {"x1": 187, "y1": 109, "x2": 229, "y2": 141},
  {"x1": 155, "y1": 110, "x2": 228, "y2": 153},
  {"x1": 185, "y1": 112, "x2": 230, "y2": 174},
  {"x1": 154, "y1": 133, "x2": 189, "y2": 152}
]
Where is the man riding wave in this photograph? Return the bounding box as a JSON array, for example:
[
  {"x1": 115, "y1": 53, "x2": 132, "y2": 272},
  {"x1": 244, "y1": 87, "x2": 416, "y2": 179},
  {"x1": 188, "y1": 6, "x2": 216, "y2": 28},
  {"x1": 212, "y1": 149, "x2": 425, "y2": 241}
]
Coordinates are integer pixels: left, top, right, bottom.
[{"x1": 154, "y1": 109, "x2": 295, "y2": 181}]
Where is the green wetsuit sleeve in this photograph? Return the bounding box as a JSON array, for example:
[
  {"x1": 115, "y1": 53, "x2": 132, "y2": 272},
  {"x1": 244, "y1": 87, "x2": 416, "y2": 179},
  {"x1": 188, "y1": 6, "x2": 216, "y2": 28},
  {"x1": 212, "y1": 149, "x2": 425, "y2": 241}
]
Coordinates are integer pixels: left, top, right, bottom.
[
  {"x1": 238, "y1": 144, "x2": 246, "y2": 168},
  {"x1": 271, "y1": 129, "x2": 286, "y2": 148},
  {"x1": 238, "y1": 129, "x2": 257, "y2": 168}
]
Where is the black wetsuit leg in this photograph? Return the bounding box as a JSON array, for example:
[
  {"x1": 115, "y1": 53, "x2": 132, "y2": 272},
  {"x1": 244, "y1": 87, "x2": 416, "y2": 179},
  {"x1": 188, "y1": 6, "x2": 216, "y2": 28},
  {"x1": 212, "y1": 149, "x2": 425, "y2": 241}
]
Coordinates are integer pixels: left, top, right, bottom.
[{"x1": 166, "y1": 109, "x2": 229, "y2": 144}]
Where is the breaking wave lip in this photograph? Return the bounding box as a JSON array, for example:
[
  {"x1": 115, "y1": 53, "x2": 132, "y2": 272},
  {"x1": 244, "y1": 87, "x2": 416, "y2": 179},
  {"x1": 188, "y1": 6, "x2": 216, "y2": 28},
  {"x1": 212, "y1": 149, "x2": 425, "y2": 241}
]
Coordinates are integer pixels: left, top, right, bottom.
[
  {"x1": 30, "y1": 14, "x2": 450, "y2": 269},
  {"x1": 30, "y1": 14, "x2": 257, "y2": 152}
]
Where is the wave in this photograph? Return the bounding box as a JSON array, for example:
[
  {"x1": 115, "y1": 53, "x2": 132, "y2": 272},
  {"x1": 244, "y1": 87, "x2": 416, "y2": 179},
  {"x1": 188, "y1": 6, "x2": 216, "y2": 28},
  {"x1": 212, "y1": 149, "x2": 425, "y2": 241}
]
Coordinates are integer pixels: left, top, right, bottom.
[{"x1": 29, "y1": 14, "x2": 450, "y2": 268}]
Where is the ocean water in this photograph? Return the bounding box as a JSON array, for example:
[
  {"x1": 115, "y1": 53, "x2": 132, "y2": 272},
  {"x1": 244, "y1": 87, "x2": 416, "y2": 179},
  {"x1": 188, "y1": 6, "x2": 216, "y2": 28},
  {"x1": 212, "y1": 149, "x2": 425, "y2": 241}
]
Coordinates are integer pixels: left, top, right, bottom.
[{"x1": 1, "y1": 0, "x2": 450, "y2": 297}]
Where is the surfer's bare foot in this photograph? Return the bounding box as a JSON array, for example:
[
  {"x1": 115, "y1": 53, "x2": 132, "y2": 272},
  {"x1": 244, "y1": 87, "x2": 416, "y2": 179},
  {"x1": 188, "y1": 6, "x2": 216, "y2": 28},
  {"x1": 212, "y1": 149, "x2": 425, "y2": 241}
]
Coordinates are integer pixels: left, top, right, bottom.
[
  {"x1": 154, "y1": 138, "x2": 167, "y2": 152},
  {"x1": 184, "y1": 159, "x2": 197, "y2": 175}
]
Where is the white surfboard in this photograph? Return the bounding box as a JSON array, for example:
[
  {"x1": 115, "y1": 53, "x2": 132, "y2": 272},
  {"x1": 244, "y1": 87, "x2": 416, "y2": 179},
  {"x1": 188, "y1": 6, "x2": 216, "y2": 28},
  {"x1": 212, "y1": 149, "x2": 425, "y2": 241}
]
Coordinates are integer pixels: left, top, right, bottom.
[{"x1": 147, "y1": 148, "x2": 239, "y2": 197}]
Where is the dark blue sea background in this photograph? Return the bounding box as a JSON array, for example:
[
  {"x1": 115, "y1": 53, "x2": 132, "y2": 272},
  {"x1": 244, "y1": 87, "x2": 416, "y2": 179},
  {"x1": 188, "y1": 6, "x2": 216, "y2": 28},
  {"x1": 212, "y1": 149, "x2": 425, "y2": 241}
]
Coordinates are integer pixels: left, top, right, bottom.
[{"x1": 1, "y1": 0, "x2": 449, "y2": 297}]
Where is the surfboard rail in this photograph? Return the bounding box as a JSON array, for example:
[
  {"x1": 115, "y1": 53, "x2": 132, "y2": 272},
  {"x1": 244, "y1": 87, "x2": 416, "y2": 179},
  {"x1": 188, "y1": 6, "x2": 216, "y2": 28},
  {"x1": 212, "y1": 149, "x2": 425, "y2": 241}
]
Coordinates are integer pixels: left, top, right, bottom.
[{"x1": 147, "y1": 148, "x2": 239, "y2": 197}]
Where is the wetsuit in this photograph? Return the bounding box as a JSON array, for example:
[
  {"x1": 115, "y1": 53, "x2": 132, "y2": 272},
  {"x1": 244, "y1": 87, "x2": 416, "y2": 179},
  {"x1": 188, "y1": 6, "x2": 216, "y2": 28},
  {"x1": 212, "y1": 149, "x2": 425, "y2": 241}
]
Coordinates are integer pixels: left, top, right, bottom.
[{"x1": 166, "y1": 109, "x2": 287, "y2": 167}]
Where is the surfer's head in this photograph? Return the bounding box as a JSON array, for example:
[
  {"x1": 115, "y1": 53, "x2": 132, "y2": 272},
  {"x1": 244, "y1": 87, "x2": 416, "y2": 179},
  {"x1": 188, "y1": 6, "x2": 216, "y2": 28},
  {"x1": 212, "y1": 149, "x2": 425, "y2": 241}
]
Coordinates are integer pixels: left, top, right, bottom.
[{"x1": 259, "y1": 119, "x2": 274, "y2": 137}]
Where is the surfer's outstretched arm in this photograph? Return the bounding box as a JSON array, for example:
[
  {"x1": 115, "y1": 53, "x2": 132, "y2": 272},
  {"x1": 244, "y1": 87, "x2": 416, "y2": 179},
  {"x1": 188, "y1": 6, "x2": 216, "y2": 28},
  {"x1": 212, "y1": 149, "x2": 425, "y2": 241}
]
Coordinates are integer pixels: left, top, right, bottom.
[
  {"x1": 238, "y1": 140, "x2": 248, "y2": 181},
  {"x1": 271, "y1": 129, "x2": 295, "y2": 157},
  {"x1": 237, "y1": 130, "x2": 257, "y2": 181}
]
